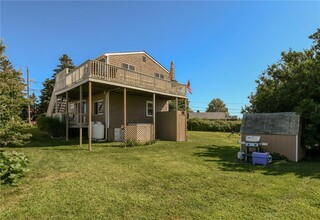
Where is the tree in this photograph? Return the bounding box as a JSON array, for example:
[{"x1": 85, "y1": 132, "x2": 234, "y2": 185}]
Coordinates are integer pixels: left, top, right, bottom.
[
  {"x1": 38, "y1": 54, "x2": 75, "y2": 114},
  {"x1": 21, "y1": 92, "x2": 38, "y2": 121},
  {"x1": 206, "y1": 98, "x2": 228, "y2": 113},
  {"x1": 38, "y1": 78, "x2": 55, "y2": 114},
  {"x1": 0, "y1": 41, "x2": 31, "y2": 147},
  {"x1": 242, "y1": 29, "x2": 320, "y2": 150},
  {"x1": 53, "y1": 54, "x2": 75, "y2": 77},
  {"x1": 169, "y1": 99, "x2": 192, "y2": 112}
]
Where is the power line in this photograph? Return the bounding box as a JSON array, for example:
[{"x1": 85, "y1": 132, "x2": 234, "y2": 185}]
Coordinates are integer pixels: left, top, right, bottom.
[
  {"x1": 30, "y1": 88, "x2": 41, "y2": 92},
  {"x1": 190, "y1": 101, "x2": 248, "y2": 104},
  {"x1": 189, "y1": 106, "x2": 242, "y2": 110}
]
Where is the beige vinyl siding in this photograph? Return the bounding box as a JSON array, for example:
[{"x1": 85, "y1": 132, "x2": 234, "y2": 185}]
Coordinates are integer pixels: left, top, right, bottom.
[
  {"x1": 69, "y1": 93, "x2": 105, "y2": 123},
  {"x1": 241, "y1": 134, "x2": 306, "y2": 162},
  {"x1": 109, "y1": 92, "x2": 168, "y2": 128},
  {"x1": 91, "y1": 93, "x2": 105, "y2": 122}
]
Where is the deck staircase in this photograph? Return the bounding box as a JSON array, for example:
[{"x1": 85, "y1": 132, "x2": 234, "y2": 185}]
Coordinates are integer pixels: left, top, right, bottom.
[
  {"x1": 46, "y1": 87, "x2": 67, "y2": 116},
  {"x1": 56, "y1": 97, "x2": 67, "y2": 113}
]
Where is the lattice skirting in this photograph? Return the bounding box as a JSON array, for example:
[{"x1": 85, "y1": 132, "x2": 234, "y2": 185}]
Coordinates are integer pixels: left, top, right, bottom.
[{"x1": 124, "y1": 124, "x2": 155, "y2": 143}]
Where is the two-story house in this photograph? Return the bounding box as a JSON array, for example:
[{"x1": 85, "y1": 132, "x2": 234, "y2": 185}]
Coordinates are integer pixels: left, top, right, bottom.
[{"x1": 47, "y1": 51, "x2": 187, "y2": 150}]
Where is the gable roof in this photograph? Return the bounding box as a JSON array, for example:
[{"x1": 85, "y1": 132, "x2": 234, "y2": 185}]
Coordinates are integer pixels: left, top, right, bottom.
[{"x1": 95, "y1": 51, "x2": 169, "y2": 73}]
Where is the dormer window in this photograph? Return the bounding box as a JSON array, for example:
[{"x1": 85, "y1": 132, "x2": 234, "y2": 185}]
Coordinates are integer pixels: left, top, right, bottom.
[{"x1": 122, "y1": 63, "x2": 135, "y2": 71}]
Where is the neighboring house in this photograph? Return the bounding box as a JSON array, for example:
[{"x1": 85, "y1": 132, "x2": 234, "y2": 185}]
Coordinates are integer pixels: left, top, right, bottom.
[
  {"x1": 189, "y1": 112, "x2": 237, "y2": 120},
  {"x1": 47, "y1": 51, "x2": 187, "y2": 149}
]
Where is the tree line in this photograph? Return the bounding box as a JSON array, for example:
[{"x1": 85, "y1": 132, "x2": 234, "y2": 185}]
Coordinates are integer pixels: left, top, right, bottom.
[
  {"x1": 0, "y1": 40, "x2": 75, "y2": 146},
  {"x1": 242, "y1": 29, "x2": 320, "y2": 151}
]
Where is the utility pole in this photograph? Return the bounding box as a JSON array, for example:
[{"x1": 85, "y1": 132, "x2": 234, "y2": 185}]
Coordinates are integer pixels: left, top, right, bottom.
[{"x1": 27, "y1": 67, "x2": 31, "y2": 124}]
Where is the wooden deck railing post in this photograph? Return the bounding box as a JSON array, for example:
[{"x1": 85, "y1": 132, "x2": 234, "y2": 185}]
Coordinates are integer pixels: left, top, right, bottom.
[
  {"x1": 88, "y1": 60, "x2": 91, "y2": 77},
  {"x1": 79, "y1": 85, "x2": 83, "y2": 148},
  {"x1": 106, "y1": 64, "x2": 109, "y2": 80}
]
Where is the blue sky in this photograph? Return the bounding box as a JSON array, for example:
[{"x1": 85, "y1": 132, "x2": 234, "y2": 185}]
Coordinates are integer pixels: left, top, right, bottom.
[{"x1": 1, "y1": 1, "x2": 319, "y2": 117}]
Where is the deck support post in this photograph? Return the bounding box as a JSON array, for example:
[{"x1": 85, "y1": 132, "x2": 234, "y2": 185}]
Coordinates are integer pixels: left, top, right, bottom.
[
  {"x1": 66, "y1": 92, "x2": 69, "y2": 141},
  {"x1": 123, "y1": 88, "x2": 127, "y2": 141},
  {"x1": 88, "y1": 82, "x2": 92, "y2": 151},
  {"x1": 153, "y1": 93, "x2": 156, "y2": 139},
  {"x1": 79, "y1": 85, "x2": 83, "y2": 148},
  {"x1": 185, "y1": 98, "x2": 187, "y2": 141}
]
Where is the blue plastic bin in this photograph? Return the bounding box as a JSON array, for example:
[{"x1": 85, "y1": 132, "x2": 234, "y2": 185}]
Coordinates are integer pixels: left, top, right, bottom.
[{"x1": 252, "y1": 152, "x2": 269, "y2": 166}]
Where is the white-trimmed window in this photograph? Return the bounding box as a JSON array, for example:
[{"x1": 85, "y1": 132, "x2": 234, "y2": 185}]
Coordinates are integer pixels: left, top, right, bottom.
[
  {"x1": 93, "y1": 100, "x2": 103, "y2": 115},
  {"x1": 146, "y1": 101, "x2": 153, "y2": 117},
  {"x1": 154, "y1": 73, "x2": 164, "y2": 79},
  {"x1": 122, "y1": 63, "x2": 135, "y2": 71}
]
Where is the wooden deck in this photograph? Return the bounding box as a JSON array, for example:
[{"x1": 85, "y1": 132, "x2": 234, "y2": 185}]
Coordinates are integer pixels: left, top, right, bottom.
[{"x1": 54, "y1": 60, "x2": 187, "y2": 97}]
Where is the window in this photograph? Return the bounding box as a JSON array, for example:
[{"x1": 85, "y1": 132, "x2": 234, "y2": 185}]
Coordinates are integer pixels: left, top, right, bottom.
[
  {"x1": 154, "y1": 73, "x2": 164, "y2": 79},
  {"x1": 82, "y1": 101, "x2": 87, "y2": 113},
  {"x1": 76, "y1": 101, "x2": 86, "y2": 113},
  {"x1": 146, "y1": 101, "x2": 153, "y2": 117},
  {"x1": 142, "y1": 56, "x2": 146, "y2": 62},
  {"x1": 93, "y1": 100, "x2": 103, "y2": 115},
  {"x1": 122, "y1": 63, "x2": 135, "y2": 71}
]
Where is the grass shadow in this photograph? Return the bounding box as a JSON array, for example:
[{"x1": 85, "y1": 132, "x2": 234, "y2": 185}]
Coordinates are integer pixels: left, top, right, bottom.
[
  {"x1": 194, "y1": 145, "x2": 320, "y2": 179},
  {"x1": 20, "y1": 127, "x2": 125, "y2": 149},
  {"x1": 18, "y1": 127, "x2": 83, "y2": 148}
]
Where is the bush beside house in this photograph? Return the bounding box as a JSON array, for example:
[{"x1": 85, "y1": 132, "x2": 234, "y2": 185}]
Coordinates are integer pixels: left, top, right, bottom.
[
  {"x1": 37, "y1": 115, "x2": 66, "y2": 137},
  {"x1": 188, "y1": 118, "x2": 242, "y2": 132}
]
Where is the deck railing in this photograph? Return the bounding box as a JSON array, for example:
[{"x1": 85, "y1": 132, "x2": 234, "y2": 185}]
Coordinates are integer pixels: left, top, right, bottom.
[{"x1": 55, "y1": 60, "x2": 186, "y2": 96}]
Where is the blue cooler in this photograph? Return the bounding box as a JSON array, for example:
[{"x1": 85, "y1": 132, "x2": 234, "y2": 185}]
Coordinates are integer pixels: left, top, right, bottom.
[{"x1": 252, "y1": 152, "x2": 270, "y2": 166}]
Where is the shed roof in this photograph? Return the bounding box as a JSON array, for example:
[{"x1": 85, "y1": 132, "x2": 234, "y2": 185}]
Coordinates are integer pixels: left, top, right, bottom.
[{"x1": 241, "y1": 112, "x2": 301, "y2": 135}]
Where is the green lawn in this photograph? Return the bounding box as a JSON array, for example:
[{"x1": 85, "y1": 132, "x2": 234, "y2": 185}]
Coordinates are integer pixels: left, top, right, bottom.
[{"x1": 1, "y1": 129, "x2": 320, "y2": 219}]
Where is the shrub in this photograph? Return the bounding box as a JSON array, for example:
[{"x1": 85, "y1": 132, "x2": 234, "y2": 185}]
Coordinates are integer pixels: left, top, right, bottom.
[
  {"x1": 123, "y1": 139, "x2": 140, "y2": 147},
  {"x1": 123, "y1": 139, "x2": 157, "y2": 147},
  {"x1": 37, "y1": 115, "x2": 66, "y2": 137},
  {"x1": 188, "y1": 118, "x2": 242, "y2": 132},
  {"x1": 270, "y1": 152, "x2": 288, "y2": 161},
  {"x1": 0, "y1": 120, "x2": 32, "y2": 147},
  {"x1": 0, "y1": 151, "x2": 29, "y2": 185}
]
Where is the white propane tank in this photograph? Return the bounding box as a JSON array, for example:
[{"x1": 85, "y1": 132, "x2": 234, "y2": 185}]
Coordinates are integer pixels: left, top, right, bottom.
[
  {"x1": 92, "y1": 122, "x2": 104, "y2": 140},
  {"x1": 237, "y1": 151, "x2": 245, "y2": 160}
]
